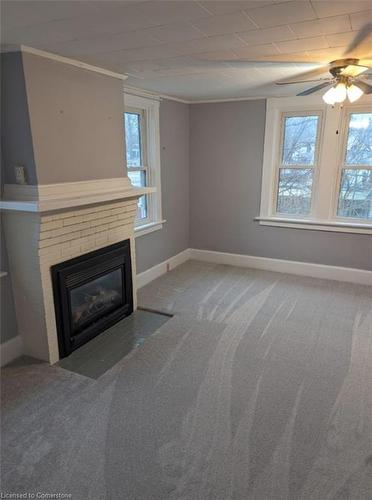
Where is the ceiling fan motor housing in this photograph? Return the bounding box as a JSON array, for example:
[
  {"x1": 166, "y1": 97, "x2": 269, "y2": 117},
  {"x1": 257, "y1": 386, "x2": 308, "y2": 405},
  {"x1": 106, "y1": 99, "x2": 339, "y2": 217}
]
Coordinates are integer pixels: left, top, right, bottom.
[{"x1": 329, "y1": 59, "x2": 363, "y2": 77}]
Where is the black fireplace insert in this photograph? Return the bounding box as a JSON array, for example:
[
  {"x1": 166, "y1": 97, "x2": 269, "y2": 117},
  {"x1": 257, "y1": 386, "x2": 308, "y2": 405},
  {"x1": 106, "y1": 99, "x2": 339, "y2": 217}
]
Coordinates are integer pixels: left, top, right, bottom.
[{"x1": 51, "y1": 240, "x2": 133, "y2": 358}]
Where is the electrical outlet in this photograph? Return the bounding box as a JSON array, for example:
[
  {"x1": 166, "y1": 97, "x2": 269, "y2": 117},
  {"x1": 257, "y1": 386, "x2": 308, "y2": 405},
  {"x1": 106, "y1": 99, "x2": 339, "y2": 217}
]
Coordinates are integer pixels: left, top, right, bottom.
[{"x1": 14, "y1": 165, "x2": 27, "y2": 185}]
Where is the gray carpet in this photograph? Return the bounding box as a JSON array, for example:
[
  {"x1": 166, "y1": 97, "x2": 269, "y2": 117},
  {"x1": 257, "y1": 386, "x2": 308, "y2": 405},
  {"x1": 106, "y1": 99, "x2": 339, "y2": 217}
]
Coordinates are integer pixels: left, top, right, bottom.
[{"x1": 1, "y1": 260, "x2": 372, "y2": 499}]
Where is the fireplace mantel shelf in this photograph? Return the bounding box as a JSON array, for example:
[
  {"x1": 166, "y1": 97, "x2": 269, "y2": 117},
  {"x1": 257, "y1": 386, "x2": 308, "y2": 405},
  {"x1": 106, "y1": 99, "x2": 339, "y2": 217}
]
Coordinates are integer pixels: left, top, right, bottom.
[{"x1": 0, "y1": 178, "x2": 154, "y2": 213}]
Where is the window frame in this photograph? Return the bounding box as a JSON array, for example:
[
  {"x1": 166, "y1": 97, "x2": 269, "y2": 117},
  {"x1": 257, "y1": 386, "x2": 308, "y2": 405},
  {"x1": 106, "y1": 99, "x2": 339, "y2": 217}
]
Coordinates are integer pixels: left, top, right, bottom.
[
  {"x1": 258, "y1": 95, "x2": 372, "y2": 234},
  {"x1": 333, "y1": 105, "x2": 372, "y2": 223},
  {"x1": 125, "y1": 106, "x2": 149, "y2": 224},
  {"x1": 124, "y1": 92, "x2": 163, "y2": 236},
  {"x1": 274, "y1": 110, "x2": 323, "y2": 218}
]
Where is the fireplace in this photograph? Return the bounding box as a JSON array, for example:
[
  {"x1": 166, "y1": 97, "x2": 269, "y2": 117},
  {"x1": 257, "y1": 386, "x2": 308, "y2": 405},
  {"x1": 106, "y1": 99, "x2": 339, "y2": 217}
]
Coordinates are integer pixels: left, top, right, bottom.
[{"x1": 52, "y1": 240, "x2": 133, "y2": 358}]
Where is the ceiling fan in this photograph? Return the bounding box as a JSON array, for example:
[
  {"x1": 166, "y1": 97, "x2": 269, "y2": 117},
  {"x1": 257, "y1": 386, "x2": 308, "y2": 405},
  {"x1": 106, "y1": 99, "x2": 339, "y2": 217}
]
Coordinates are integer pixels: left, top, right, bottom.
[
  {"x1": 275, "y1": 58, "x2": 372, "y2": 104},
  {"x1": 274, "y1": 22, "x2": 372, "y2": 104}
]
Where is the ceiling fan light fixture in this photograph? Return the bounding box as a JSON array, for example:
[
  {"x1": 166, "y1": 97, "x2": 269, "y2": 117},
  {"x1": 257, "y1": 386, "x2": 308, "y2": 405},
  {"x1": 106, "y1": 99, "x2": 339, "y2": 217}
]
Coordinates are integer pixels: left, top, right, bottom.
[
  {"x1": 333, "y1": 82, "x2": 347, "y2": 103},
  {"x1": 322, "y1": 86, "x2": 337, "y2": 105},
  {"x1": 347, "y1": 83, "x2": 364, "y2": 103},
  {"x1": 322, "y1": 82, "x2": 350, "y2": 105}
]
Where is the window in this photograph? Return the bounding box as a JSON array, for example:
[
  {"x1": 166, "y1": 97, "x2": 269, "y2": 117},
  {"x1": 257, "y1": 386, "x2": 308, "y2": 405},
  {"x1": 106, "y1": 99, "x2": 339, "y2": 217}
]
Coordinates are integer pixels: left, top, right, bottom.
[
  {"x1": 259, "y1": 96, "x2": 372, "y2": 234},
  {"x1": 337, "y1": 112, "x2": 372, "y2": 220},
  {"x1": 125, "y1": 109, "x2": 148, "y2": 221},
  {"x1": 276, "y1": 114, "x2": 320, "y2": 215},
  {"x1": 124, "y1": 93, "x2": 163, "y2": 234}
]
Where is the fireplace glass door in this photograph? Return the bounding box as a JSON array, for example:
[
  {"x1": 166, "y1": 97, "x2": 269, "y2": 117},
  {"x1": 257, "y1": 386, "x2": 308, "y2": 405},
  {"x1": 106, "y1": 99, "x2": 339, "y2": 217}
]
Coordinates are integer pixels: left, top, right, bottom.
[
  {"x1": 52, "y1": 240, "x2": 133, "y2": 358},
  {"x1": 70, "y1": 268, "x2": 123, "y2": 335}
]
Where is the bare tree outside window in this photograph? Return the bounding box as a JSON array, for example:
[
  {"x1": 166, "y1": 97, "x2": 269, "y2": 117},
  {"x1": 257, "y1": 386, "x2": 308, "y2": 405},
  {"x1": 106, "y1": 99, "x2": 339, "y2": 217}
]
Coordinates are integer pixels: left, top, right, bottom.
[
  {"x1": 282, "y1": 115, "x2": 318, "y2": 165},
  {"x1": 277, "y1": 115, "x2": 319, "y2": 215},
  {"x1": 337, "y1": 113, "x2": 372, "y2": 220},
  {"x1": 125, "y1": 111, "x2": 148, "y2": 220},
  {"x1": 125, "y1": 112, "x2": 142, "y2": 167}
]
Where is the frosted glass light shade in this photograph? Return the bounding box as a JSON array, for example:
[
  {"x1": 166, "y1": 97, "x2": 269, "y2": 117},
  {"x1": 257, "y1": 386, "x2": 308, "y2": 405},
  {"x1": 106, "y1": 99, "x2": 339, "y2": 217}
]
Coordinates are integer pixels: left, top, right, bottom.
[
  {"x1": 323, "y1": 87, "x2": 336, "y2": 104},
  {"x1": 347, "y1": 84, "x2": 364, "y2": 103},
  {"x1": 323, "y1": 83, "x2": 350, "y2": 105},
  {"x1": 332, "y1": 83, "x2": 347, "y2": 103}
]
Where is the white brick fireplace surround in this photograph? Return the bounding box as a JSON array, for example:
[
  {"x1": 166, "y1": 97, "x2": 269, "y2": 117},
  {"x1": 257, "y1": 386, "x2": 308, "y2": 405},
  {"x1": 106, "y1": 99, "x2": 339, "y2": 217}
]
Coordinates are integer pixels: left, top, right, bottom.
[{"x1": 1, "y1": 178, "x2": 152, "y2": 364}]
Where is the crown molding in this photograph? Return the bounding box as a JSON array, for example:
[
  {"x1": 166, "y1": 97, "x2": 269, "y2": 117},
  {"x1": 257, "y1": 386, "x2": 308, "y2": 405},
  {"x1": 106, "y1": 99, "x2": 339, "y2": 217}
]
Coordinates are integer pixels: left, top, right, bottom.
[
  {"x1": 124, "y1": 85, "x2": 190, "y2": 104},
  {"x1": 187, "y1": 95, "x2": 270, "y2": 104},
  {"x1": 20, "y1": 45, "x2": 129, "y2": 81}
]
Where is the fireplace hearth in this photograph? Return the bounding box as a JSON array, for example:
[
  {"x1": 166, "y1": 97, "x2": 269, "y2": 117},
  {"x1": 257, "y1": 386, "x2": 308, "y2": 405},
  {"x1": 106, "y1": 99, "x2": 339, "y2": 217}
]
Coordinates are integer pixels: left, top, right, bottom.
[{"x1": 52, "y1": 240, "x2": 133, "y2": 358}]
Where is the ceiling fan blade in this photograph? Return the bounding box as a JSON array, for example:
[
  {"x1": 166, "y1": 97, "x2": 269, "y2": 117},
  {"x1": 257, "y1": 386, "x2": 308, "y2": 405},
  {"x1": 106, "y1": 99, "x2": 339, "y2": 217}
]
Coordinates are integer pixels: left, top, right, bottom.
[
  {"x1": 276, "y1": 65, "x2": 329, "y2": 84},
  {"x1": 355, "y1": 80, "x2": 372, "y2": 94},
  {"x1": 276, "y1": 78, "x2": 332, "y2": 85},
  {"x1": 344, "y1": 23, "x2": 372, "y2": 55},
  {"x1": 297, "y1": 81, "x2": 332, "y2": 96}
]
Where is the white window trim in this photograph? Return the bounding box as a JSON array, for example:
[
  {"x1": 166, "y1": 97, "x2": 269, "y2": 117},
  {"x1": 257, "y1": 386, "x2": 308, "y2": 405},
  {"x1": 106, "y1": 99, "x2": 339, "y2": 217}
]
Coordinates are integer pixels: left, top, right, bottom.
[
  {"x1": 258, "y1": 95, "x2": 372, "y2": 234},
  {"x1": 124, "y1": 92, "x2": 164, "y2": 237}
]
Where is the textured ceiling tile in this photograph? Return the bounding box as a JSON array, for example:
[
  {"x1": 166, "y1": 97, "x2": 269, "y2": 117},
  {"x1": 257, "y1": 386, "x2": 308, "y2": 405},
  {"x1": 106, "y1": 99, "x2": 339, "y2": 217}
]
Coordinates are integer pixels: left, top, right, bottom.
[
  {"x1": 3, "y1": 21, "x2": 82, "y2": 46},
  {"x1": 38, "y1": 30, "x2": 163, "y2": 57},
  {"x1": 8, "y1": 8, "x2": 157, "y2": 46},
  {"x1": 136, "y1": 0, "x2": 211, "y2": 24},
  {"x1": 238, "y1": 25, "x2": 295, "y2": 44},
  {"x1": 245, "y1": 1, "x2": 316, "y2": 28},
  {"x1": 311, "y1": 1, "x2": 371, "y2": 18},
  {"x1": 304, "y1": 47, "x2": 348, "y2": 62},
  {"x1": 200, "y1": 1, "x2": 274, "y2": 16},
  {"x1": 1, "y1": 0, "x2": 99, "y2": 29},
  {"x1": 152, "y1": 54, "x2": 217, "y2": 69},
  {"x1": 195, "y1": 49, "x2": 242, "y2": 60},
  {"x1": 233, "y1": 43, "x2": 280, "y2": 58},
  {"x1": 143, "y1": 21, "x2": 205, "y2": 43},
  {"x1": 277, "y1": 35, "x2": 329, "y2": 55},
  {"x1": 326, "y1": 32, "x2": 360, "y2": 49},
  {"x1": 290, "y1": 15, "x2": 352, "y2": 38},
  {"x1": 350, "y1": 9, "x2": 372, "y2": 30},
  {"x1": 99, "y1": 43, "x2": 184, "y2": 64},
  {"x1": 191, "y1": 11, "x2": 256, "y2": 36},
  {"x1": 180, "y1": 33, "x2": 248, "y2": 54}
]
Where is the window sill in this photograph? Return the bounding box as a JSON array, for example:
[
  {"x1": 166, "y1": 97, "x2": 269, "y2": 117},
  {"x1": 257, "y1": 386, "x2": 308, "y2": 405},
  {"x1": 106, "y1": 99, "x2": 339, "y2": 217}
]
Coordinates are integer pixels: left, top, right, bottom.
[
  {"x1": 134, "y1": 220, "x2": 166, "y2": 238},
  {"x1": 255, "y1": 216, "x2": 372, "y2": 234}
]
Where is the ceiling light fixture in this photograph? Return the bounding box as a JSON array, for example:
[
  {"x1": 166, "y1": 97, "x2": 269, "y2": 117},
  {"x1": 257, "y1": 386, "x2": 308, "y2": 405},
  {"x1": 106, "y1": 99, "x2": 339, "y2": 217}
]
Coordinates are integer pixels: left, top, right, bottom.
[
  {"x1": 322, "y1": 77, "x2": 364, "y2": 106},
  {"x1": 346, "y1": 83, "x2": 364, "y2": 103}
]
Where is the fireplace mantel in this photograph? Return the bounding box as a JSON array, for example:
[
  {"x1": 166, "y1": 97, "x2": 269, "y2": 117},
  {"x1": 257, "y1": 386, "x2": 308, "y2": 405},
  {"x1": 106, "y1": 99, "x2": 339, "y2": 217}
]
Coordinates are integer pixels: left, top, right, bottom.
[
  {"x1": 2, "y1": 177, "x2": 145, "y2": 364},
  {"x1": 1, "y1": 177, "x2": 155, "y2": 213}
]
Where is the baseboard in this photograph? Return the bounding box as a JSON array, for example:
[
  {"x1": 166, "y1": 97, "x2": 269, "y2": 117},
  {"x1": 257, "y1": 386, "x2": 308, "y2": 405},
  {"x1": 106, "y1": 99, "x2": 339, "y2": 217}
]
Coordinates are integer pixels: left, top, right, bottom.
[
  {"x1": 189, "y1": 249, "x2": 372, "y2": 286},
  {"x1": 137, "y1": 247, "x2": 371, "y2": 289},
  {"x1": 136, "y1": 249, "x2": 191, "y2": 289},
  {"x1": 0, "y1": 335, "x2": 23, "y2": 367}
]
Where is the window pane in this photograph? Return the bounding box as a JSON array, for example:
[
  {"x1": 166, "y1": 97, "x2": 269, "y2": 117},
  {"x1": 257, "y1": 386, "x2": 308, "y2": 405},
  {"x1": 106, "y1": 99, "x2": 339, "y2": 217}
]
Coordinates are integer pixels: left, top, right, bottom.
[
  {"x1": 128, "y1": 170, "x2": 145, "y2": 188},
  {"x1": 128, "y1": 170, "x2": 148, "y2": 220},
  {"x1": 277, "y1": 168, "x2": 313, "y2": 215},
  {"x1": 125, "y1": 112, "x2": 142, "y2": 167},
  {"x1": 337, "y1": 169, "x2": 372, "y2": 219},
  {"x1": 136, "y1": 195, "x2": 148, "y2": 220},
  {"x1": 345, "y1": 113, "x2": 372, "y2": 166},
  {"x1": 282, "y1": 115, "x2": 319, "y2": 165}
]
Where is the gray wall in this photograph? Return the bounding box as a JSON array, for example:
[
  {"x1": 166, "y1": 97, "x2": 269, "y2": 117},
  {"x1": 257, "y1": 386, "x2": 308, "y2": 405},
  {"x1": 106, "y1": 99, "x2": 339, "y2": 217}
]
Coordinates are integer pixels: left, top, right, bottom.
[
  {"x1": 1, "y1": 221, "x2": 18, "y2": 343},
  {"x1": 21, "y1": 52, "x2": 126, "y2": 184},
  {"x1": 1, "y1": 52, "x2": 37, "y2": 185},
  {"x1": 189, "y1": 100, "x2": 372, "y2": 271},
  {"x1": 135, "y1": 100, "x2": 189, "y2": 273}
]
